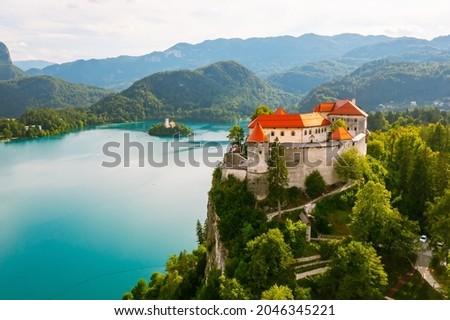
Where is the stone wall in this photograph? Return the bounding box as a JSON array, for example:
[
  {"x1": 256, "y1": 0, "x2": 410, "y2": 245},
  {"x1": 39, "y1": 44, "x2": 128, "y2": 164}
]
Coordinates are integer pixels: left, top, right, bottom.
[
  {"x1": 221, "y1": 168, "x2": 247, "y2": 181},
  {"x1": 246, "y1": 172, "x2": 269, "y2": 200}
]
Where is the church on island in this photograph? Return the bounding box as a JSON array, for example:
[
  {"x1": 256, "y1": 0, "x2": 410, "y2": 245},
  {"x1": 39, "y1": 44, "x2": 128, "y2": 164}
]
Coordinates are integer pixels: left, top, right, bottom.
[{"x1": 222, "y1": 99, "x2": 368, "y2": 199}]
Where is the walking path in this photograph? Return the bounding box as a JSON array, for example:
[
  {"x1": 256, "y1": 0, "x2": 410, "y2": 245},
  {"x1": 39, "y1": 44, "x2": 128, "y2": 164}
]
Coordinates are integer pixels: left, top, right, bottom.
[
  {"x1": 415, "y1": 246, "x2": 442, "y2": 291},
  {"x1": 386, "y1": 243, "x2": 443, "y2": 299},
  {"x1": 267, "y1": 181, "x2": 357, "y2": 220},
  {"x1": 295, "y1": 267, "x2": 329, "y2": 280}
]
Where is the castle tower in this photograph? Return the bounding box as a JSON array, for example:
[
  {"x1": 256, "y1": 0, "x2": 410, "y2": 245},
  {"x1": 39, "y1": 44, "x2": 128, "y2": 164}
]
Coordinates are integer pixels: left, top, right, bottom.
[{"x1": 246, "y1": 123, "x2": 269, "y2": 199}]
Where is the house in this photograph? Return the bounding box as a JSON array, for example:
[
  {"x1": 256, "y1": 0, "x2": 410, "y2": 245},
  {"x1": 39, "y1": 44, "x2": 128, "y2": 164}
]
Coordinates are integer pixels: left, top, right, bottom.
[{"x1": 221, "y1": 99, "x2": 368, "y2": 199}]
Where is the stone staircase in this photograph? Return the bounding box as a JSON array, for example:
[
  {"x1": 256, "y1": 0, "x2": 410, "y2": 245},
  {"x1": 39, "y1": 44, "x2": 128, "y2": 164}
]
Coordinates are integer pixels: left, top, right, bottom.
[{"x1": 293, "y1": 255, "x2": 330, "y2": 280}]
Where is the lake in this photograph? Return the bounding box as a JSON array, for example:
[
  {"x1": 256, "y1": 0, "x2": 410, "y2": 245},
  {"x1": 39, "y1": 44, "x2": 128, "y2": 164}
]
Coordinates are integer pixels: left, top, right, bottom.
[{"x1": 0, "y1": 121, "x2": 230, "y2": 299}]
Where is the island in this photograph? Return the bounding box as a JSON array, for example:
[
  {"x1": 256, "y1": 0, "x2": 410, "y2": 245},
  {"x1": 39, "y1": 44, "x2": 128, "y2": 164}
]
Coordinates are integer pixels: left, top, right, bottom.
[{"x1": 148, "y1": 118, "x2": 193, "y2": 137}]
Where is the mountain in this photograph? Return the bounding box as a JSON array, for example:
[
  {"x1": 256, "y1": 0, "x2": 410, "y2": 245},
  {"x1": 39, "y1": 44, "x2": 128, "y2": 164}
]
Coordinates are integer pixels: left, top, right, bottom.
[
  {"x1": 341, "y1": 37, "x2": 450, "y2": 63},
  {"x1": 300, "y1": 60, "x2": 450, "y2": 111},
  {"x1": 28, "y1": 34, "x2": 392, "y2": 90},
  {"x1": 267, "y1": 60, "x2": 355, "y2": 95},
  {"x1": 13, "y1": 60, "x2": 55, "y2": 71},
  {"x1": 0, "y1": 76, "x2": 110, "y2": 118},
  {"x1": 0, "y1": 42, "x2": 28, "y2": 80},
  {"x1": 91, "y1": 61, "x2": 298, "y2": 122}
]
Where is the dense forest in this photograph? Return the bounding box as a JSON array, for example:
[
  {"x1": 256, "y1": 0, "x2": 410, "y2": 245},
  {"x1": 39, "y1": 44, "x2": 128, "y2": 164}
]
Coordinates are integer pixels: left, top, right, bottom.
[
  {"x1": 300, "y1": 60, "x2": 450, "y2": 111},
  {"x1": 267, "y1": 60, "x2": 354, "y2": 95},
  {"x1": 0, "y1": 107, "x2": 105, "y2": 139},
  {"x1": 92, "y1": 61, "x2": 298, "y2": 123},
  {"x1": 0, "y1": 76, "x2": 110, "y2": 118},
  {"x1": 122, "y1": 107, "x2": 450, "y2": 300}
]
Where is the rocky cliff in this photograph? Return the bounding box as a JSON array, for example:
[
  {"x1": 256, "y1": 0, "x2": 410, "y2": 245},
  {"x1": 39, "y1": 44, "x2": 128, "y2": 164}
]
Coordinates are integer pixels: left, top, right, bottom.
[{"x1": 205, "y1": 195, "x2": 228, "y2": 275}]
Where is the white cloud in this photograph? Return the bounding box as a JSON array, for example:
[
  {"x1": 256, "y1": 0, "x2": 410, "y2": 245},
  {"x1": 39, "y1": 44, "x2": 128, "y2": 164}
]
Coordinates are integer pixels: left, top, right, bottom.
[{"x1": 0, "y1": 0, "x2": 449, "y2": 63}]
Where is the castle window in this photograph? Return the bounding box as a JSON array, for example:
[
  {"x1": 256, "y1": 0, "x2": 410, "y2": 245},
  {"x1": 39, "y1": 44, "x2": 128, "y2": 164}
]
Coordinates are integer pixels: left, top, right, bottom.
[
  {"x1": 304, "y1": 130, "x2": 307, "y2": 135},
  {"x1": 309, "y1": 129, "x2": 312, "y2": 134},
  {"x1": 354, "y1": 127, "x2": 357, "y2": 131},
  {"x1": 291, "y1": 131, "x2": 295, "y2": 136},
  {"x1": 281, "y1": 131, "x2": 285, "y2": 136},
  {"x1": 271, "y1": 131, "x2": 275, "y2": 136},
  {"x1": 354, "y1": 119, "x2": 357, "y2": 122}
]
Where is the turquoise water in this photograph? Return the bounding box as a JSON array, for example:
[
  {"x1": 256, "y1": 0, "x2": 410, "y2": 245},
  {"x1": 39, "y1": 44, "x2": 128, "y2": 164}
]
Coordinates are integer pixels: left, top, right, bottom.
[{"x1": 0, "y1": 122, "x2": 230, "y2": 299}]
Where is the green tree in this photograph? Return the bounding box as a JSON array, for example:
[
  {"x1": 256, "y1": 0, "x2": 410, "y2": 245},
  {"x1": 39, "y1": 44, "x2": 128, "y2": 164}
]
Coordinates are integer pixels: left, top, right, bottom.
[
  {"x1": 123, "y1": 246, "x2": 207, "y2": 300},
  {"x1": 293, "y1": 286, "x2": 312, "y2": 300},
  {"x1": 209, "y1": 176, "x2": 266, "y2": 248},
  {"x1": 324, "y1": 241, "x2": 388, "y2": 299},
  {"x1": 282, "y1": 219, "x2": 307, "y2": 257},
  {"x1": 426, "y1": 122, "x2": 448, "y2": 152},
  {"x1": 427, "y1": 189, "x2": 450, "y2": 260},
  {"x1": 305, "y1": 170, "x2": 326, "y2": 199},
  {"x1": 334, "y1": 147, "x2": 368, "y2": 182},
  {"x1": 236, "y1": 228, "x2": 294, "y2": 295},
  {"x1": 227, "y1": 124, "x2": 245, "y2": 146},
  {"x1": 2, "y1": 128, "x2": 12, "y2": 139},
  {"x1": 196, "y1": 219, "x2": 206, "y2": 245},
  {"x1": 330, "y1": 118, "x2": 348, "y2": 132},
  {"x1": 350, "y1": 181, "x2": 418, "y2": 258},
  {"x1": 251, "y1": 104, "x2": 273, "y2": 120},
  {"x1": 130, "y1": 278, "x2": 149, "y2": 300},
  {"x1": 197, "y1": 268, "x2": 222, "y2": 299},
  {"x1": 403, "y1": 142, "x2": 435, "y2": 222},
  {"x1": 268, "y1": 141, "x2": 289, "y2": 216},
  {"x1": 368, "y1": 111, "x2": 389, "y2": 131},
  {"x1": 219, "y1": 276, "x2": 249, "y2": 300},
  {"x1": 261, "y1": 284, "x2": 294, "y2": 300}
]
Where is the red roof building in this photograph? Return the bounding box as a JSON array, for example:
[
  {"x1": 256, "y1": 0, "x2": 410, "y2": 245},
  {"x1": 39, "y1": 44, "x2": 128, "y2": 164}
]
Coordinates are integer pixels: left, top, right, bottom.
[
  {"x1": 248, "y1": 113, "x2": 330, "y2": 129},
  {"x1": 329, "y1": 100, "x2": 368, "y2": 117},
  {"x1": 247, "y1": 123, "x2": 267, "y2": 143},
  {"x1": 312, "y1": 99, "x2": 368, "y2": 117},
  {"x1": 274, "y1": 107, "x2": 287, "y2": 115},
  {"x1": 329, "y1": 126, "x2": 353, "y2": 141}
]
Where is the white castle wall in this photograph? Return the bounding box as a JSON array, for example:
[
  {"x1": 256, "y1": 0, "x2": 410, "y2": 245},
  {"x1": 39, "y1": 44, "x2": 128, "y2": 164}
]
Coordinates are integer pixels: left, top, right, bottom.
[{"x1": 264, "y1": 127, "x2": 330, "y2": 144}]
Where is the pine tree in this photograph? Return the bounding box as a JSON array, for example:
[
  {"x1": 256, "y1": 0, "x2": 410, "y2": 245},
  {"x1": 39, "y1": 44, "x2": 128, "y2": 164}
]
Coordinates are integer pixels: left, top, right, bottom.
[{"x1": 268, "y1": 141, "x2": 289, "y2": 216}]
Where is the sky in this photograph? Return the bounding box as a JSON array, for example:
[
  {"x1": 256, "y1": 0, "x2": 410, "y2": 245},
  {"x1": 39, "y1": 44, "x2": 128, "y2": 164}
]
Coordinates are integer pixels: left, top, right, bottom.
[{"x1": 1, "y1": 0, "x2": 449, "y2": 63}]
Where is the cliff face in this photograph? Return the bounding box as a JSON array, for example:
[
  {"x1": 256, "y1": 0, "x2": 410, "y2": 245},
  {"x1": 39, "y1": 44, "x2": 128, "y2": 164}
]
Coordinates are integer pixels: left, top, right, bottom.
[
  {"x1": 0, "y1": 42, "x2": 12, "y2": 64},
  {"x1": 0, "y1": 42, "x2": 28, "y2": 80},
  {"x1": 205, "y1": 195, "x2": 228, "y2": 274}
]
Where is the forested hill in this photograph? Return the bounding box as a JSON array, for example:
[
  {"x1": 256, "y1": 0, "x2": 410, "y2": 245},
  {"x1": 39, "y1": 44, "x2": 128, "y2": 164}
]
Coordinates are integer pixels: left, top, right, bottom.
[
  {"x1": 0, "y1": 76, "x2": 110, "y2": 118},
  {"x1": 0, "y1": 42, "x2": 28, "y2": 81},
  {"x1": 267, "y1": 60, "x2": 354, "y2": 95},
  {"x1": 91, "y1": 61, "x2": 298, "y2": 122},
  {"x1": 300, "y1": 60, "x2": 450, "y2": 111}
]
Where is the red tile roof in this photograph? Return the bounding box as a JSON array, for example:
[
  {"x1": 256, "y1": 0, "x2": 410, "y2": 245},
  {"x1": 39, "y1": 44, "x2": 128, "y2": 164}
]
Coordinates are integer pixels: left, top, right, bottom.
[
  {"x1": 248, "y1": 113, "x2": 330, "y2": 129},
  {"x1": 312, "y1": 99, "x2": 368, "y2": 117},
  {"x1": 329, "y1": 126, "x2": 353, "y2": 141},
  {"x1": 247, "y1": 123, "x2": 268, "y2": 143},
  {"x1": 248, "y1": 114, "x2": 304, "y2": 128},
  {"x1": 329, "y1": 100, "x2": 368, "y2": 117},
  {"x1": 312, "y1": 102, "x2": 335, "y2": 113},
  {"x1": 274, "y1": 107, "x2": 287, "y2": 115}
]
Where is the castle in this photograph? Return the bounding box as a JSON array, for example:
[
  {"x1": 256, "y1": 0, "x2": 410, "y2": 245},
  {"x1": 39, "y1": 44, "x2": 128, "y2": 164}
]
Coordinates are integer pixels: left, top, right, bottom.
[{"x1": 221, "y1": 99, "x2": 368, "y2": 199}]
